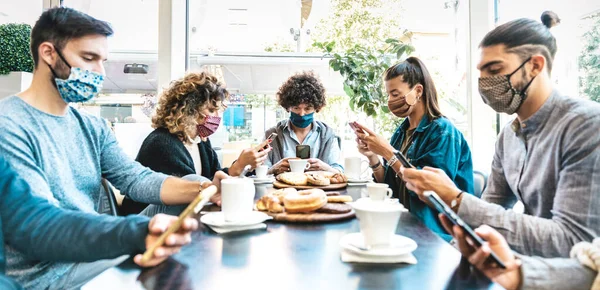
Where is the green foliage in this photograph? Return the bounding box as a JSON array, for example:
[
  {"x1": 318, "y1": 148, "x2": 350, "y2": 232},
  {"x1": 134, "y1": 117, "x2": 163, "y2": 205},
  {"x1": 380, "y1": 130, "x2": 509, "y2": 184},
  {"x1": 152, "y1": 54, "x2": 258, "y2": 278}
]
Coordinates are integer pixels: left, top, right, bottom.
[
  {"x1": 0, "y1": 23, "x2": 34, "y2": 75},
  {"x1": 314, "y1": 32, "x2": 414, "y2": 118},
  {"x1": 309, "y1": 0, "x2": 404, "y2": 52},
  {"x1": 580, "y1": 13, "x2": 600, "y2": 102}
]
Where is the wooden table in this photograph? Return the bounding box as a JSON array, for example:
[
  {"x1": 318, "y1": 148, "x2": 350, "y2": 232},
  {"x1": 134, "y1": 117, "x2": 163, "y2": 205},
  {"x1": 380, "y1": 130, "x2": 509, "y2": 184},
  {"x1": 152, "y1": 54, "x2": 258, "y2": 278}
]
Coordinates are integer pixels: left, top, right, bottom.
[{"x1": 83, "y1": 184, "x2": 499, "y2": 290}]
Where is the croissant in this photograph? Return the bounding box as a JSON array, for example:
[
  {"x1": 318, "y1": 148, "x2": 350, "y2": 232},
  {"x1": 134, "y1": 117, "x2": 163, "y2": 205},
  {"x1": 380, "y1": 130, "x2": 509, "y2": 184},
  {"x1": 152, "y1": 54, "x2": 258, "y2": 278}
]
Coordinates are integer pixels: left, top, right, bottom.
[{"x1": 329, "y1": 173, "x2": 348, "y2": 184}]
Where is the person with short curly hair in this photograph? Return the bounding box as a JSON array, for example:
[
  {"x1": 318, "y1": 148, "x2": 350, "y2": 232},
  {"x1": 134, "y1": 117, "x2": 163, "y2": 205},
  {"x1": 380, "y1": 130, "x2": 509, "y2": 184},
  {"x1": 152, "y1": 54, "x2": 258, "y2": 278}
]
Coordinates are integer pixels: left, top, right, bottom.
[
  {"x1": 120, "y1": 72, "x2": 270, "y2": 215},
  {"x1": 264, "y1": 71, "x2": 343, "y2": 175}
]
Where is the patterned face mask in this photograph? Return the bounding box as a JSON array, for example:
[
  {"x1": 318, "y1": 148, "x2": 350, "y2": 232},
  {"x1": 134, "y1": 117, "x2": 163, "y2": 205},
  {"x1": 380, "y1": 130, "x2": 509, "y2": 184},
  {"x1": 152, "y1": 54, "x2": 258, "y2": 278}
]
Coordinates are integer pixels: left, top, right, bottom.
[
  {"x1": 48, "y1": 50, "x2": 104, "y2": 103},
  {"x1": 478, "y1": 57, "x2": 535, "y2": 115},
  {"x1": 197, "y1": 116, "x2": 221, "y2": 138}
]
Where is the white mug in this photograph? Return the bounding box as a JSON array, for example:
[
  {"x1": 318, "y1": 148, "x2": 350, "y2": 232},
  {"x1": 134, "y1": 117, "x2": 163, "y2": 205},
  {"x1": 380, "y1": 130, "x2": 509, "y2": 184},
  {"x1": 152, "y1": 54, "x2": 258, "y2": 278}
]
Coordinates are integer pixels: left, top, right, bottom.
[
  {"x1": 289, "y1": 159, "x2": 310, "y2": 173},
  {"x1": 344, "y1": 156, "x2": 369, "y2": 180},
  {"x1": 352, "y1": 199, "x2": 404, "y2": 248},
  {"x1": 366, "y1": 183, "x2": 393, "y2": 201},
  {"x1": 221, "y1": 178, "x2": 255, "y2": 222},
  {"x1": 255, "y1": 165, "x2": 268, "y2": 178}
]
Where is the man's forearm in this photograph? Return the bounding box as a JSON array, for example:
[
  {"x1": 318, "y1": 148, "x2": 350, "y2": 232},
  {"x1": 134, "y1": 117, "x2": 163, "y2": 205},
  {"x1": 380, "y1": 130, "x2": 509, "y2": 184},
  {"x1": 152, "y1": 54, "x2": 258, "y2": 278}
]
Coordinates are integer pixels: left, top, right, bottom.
[
  {"x1": 518, "y1": 255, "x2": 595, "y2": 290},
  {"x1": 159, "y1": 177, "x2": 202, "y2": 205},
  {"x1": 458, "y1": 194, "x2": 584, "y2": 257}
]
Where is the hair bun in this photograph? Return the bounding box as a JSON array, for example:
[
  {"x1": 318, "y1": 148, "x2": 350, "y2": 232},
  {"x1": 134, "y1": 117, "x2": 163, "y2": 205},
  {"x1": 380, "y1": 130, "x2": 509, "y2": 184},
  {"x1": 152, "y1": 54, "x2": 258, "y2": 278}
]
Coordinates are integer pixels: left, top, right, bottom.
[{"x1": 541, "y1": 11, "x2": 560, "y2": 29}]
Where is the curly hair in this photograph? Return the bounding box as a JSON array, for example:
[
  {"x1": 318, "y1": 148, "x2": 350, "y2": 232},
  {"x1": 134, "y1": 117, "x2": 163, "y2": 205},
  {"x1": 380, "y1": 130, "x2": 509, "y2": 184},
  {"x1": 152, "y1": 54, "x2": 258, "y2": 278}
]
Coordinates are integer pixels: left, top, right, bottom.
[
  {"x1": 277, "y1": 71, "x2": 326, "y2": 111},
  {"x1": 152, "y1": 72, "x2": 228, "y2": 143}
]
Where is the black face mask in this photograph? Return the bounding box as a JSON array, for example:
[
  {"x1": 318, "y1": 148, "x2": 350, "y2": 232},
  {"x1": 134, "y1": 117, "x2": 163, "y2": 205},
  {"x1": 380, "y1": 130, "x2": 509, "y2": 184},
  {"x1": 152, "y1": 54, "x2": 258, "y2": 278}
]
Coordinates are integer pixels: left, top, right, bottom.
[{"x1": 478, "y1": 57, "x2": 536, "y2": 114}]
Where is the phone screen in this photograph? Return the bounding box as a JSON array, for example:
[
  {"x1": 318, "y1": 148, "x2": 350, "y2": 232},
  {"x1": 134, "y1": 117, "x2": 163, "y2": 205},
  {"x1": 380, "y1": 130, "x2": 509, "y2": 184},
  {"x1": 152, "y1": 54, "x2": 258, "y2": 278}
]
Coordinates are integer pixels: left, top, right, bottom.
[
  {"x1": 393, "y1": 150, "x2": 415, "y2": 168},
  {"x1": 424, "y1": 191, "x2": 507, "y2": 269}
]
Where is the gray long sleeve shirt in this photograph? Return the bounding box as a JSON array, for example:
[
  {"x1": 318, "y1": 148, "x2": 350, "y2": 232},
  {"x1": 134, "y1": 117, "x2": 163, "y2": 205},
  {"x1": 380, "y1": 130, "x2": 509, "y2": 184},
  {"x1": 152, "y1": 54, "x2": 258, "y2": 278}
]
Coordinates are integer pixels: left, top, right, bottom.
[
  {"x1": 459, "y1": 91, "x2": 600, "y2": 258},
  {"x1": 519, "y1": 255, "x2": 596, "y2": 290}
]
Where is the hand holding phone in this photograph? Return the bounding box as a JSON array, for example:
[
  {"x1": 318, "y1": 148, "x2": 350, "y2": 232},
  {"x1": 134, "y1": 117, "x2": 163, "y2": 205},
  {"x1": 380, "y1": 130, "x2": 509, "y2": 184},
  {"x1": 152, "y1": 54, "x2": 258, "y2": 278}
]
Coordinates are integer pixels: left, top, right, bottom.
[
  {"x1": 424, "y1": 191, "x2": 506, "y2": 269},
  {"x1": 393, "y1": 150, "x2": 415, "y2": 169},
  {"x1": 255, "y1": 133, "x2": 277, "y2": 152}
]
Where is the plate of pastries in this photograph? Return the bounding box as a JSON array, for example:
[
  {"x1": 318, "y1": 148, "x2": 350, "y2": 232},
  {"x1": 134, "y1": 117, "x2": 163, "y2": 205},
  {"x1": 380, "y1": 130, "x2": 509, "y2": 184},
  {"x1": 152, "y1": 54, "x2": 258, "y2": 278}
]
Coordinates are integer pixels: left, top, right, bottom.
[
  {"x1": 255, "y1": 188, "x2": 355, "y2": 223},
  {"x1": 273, "y1": 171, "x2": 348, "y2": 190}
]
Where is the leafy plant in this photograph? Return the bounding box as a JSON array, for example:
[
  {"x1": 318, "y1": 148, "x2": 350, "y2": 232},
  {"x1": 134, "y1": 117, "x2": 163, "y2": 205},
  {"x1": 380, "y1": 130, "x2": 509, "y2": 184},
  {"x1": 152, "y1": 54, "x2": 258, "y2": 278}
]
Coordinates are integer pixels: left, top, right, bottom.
[
  {"x1": 0, "y1": 23, "x2": 34, "y2": 75},
  {"x1": 314, "y1": 33, "x2": 414, "y2": 117},
  {"x1": 580, "y1": 13, "x2": 600, "y2": 102}
]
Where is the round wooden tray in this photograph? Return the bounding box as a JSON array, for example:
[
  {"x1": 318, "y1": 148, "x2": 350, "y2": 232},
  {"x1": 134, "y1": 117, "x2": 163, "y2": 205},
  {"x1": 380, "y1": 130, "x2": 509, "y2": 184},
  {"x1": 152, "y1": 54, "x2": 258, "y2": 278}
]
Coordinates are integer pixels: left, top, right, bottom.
[
  {"x1": 264, "y1": 209, "x2": 355, "y2": 223},
  {"x1": 273, "y1": 180, "x2": 347, "y2": 190}
]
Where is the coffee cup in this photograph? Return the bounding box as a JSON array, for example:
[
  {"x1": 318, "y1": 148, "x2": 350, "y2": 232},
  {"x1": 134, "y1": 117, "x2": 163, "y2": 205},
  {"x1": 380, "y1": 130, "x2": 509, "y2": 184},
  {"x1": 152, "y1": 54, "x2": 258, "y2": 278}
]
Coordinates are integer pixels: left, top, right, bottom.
[
  {"x1": 221, "y1": 178, "x2": 256, "y2": 222},
  {"x1": 366, "y1": 183, "x2": 393, "y2": 201},
  {"x1": 289, "y1": 159, "x2": 310, "y2": 173},
  {"x1": 345, "y1": 156, "x2": 369, "y2": 180},
  {"x1": 255, "y1": 165, "x2": 268, "y2": 178},
  {"x1": 352, "y1": 199, "x2": 404, "y2": 248}
]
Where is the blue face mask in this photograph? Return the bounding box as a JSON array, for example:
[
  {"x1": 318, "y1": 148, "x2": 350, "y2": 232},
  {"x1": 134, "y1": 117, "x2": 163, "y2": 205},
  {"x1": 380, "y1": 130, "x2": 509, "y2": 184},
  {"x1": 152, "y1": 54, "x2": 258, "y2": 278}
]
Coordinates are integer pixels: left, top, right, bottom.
[
  {"x1": 48, "y1": 50, "x2": 104, "y2": 103},
  {"x1": 290, "y1": 112, "x2": 314, "y2": 128}
]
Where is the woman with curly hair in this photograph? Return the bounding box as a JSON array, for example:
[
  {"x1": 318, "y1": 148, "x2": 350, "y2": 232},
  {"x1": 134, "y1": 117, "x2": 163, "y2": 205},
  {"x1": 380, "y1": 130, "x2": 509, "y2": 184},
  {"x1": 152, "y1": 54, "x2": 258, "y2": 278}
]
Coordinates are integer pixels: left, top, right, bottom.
[
  {"x1": 120, "y1": 72, "x2": 270, "y2": 215},
  {"x1": 265, "y1": 71, "x2": 343, "y2": 175}
]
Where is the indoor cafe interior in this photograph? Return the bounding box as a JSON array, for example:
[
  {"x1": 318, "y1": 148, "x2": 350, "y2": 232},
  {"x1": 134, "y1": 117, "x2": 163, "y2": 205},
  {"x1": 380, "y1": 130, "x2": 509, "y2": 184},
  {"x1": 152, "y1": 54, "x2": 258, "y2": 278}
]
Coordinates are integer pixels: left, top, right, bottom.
[{"x1": 0, "y1": 0, "x2": 599, "y2": 289}]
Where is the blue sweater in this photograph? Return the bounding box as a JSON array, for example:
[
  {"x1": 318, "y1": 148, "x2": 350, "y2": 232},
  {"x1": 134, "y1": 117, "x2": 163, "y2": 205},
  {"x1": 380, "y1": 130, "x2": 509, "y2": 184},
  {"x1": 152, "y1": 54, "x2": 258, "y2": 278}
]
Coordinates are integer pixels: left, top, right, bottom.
[
  {"x1": 383, "y1": 116, "x2": 474, "y2": 241},
  {"x1": 0, "y1": 156, "x2": 150, "y2": 289},
  {"x1": 0, "y1": 96, "x2": 168, "y2": 289}
]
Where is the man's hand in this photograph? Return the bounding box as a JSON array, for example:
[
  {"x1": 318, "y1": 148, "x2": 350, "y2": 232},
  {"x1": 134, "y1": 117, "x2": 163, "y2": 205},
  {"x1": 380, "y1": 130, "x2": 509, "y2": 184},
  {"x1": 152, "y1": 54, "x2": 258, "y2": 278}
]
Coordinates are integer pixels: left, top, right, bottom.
[
  {"x1": 353, "y1": 122, "x2": 395, "y2": 159},
  {"x1": 306, "y1": 158, "x2": 337, "y2": 173},
  {"x1": 207, "y1": 171, "x2": 229, "y2": 206},
  {"x1": 134, "y1": 214, "x2": 198, "y2": 267},
  {"x1": 268, "y1": 157, "x2": 295, "y2": 175},
  {"x1": 439, "y1": 215, "x2": 522, "y2": 290},
  {"x1": 229, "y1": 147, "x2": 271, "y2": 176},
  {"x1": 400, "y1": 166, "x2": 462, "y2": 206}
]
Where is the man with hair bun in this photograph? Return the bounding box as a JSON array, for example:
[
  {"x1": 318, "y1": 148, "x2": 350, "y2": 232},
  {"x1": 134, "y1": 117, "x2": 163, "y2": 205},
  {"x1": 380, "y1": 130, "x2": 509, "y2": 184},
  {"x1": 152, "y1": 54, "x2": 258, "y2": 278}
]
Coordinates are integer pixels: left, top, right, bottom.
[{"x1": 401, "y1": 12, "x2": 600, "y2": 258}]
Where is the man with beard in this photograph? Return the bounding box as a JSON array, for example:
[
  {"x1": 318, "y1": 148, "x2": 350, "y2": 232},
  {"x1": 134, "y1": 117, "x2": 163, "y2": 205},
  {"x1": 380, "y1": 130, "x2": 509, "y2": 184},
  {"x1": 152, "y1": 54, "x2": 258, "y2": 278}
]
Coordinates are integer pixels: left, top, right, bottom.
[
  {"x1": 400, "y1": 14, "x2": 600, "y2": 258},
  {"x1": 353, "y1": 56, "x2": 474, "y2": 241}
]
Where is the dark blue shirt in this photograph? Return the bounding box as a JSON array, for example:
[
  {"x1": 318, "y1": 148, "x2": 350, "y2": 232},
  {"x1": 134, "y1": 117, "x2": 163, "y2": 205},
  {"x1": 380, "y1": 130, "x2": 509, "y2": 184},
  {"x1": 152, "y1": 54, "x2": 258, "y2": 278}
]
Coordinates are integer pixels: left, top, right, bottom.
[
  {"x1": 0, "y1": 156, "x2": 150, "y2": 286},
  {"x1": 383, "y1": 116, "x2": 474, "y2": 241}
]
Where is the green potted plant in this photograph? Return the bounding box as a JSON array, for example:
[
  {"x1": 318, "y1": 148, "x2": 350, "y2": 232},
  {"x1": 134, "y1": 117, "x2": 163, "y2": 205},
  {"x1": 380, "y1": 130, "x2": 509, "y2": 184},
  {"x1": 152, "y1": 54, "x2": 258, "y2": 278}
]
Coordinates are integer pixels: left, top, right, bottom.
[{"x1": 0, "y1": 23, "x2": 34, "y2": 98}]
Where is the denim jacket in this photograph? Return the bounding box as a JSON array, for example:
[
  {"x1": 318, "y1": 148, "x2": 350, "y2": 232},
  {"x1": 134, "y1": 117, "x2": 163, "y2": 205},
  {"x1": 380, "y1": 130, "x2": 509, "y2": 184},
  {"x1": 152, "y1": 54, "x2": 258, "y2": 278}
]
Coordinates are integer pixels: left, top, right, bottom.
[{"x1": 383, "y1": 116, "x2": 474, "y2": 241}]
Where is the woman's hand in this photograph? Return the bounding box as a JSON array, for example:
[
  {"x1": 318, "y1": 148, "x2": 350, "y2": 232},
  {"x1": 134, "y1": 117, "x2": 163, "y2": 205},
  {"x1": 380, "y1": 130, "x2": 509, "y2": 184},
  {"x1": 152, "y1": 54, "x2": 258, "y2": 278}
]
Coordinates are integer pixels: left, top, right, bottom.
[
  {"x1": 205, "y1": 171, "x2": 228, "y2": 206},
  {"x1": 353, "y1": 122, "x2": 395, "y2": 160},
  {"x1": 400, "y1": 166, "x2": 462, "y2": 206},
  {"x1": 439, "y1": 215, "x2": 522, "y2": 290},
  {"x1": 229, "y1": 146, "x2": 271, "y2": 176},
  {"x1": 134, "y1": 214, "x2": 198, "y2": 267},
  {"x1": 268, "y1": 157, "x2": 294, "y2": 175}
]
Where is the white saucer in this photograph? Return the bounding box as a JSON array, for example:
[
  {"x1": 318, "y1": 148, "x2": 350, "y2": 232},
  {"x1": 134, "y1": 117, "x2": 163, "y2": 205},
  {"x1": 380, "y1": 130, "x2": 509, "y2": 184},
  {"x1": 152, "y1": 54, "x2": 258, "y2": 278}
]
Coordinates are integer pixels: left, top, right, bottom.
[
  {"x1": 339, "y1": 233, "x2": 417, "y2": 257},
  {"x1": 200, "y1": 211, "x2": 272, "y2": 228},
  {"x1": 250, "y1": 175, "x2": 275, "y2": 184},
  {"x1": 347, "y1": 178, "x2": 371, "y2": 184}
]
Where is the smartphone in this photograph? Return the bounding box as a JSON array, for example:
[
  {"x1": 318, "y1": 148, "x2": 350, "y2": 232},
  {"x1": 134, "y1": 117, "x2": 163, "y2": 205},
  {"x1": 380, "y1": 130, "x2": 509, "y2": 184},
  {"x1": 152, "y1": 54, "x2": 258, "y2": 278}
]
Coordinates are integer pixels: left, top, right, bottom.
[
  {"x1": 296, "y1": 145, "x2": 311, "y2": 159},
  {"x1": 255, "y1": 133, "x2": 277, "y2": 152},
  {"x1": 393, "y1": 150, "x2": 415, "y2": 168},
  {"x1": 424, "y1": 191, "x2": 507, "y2": 269}
]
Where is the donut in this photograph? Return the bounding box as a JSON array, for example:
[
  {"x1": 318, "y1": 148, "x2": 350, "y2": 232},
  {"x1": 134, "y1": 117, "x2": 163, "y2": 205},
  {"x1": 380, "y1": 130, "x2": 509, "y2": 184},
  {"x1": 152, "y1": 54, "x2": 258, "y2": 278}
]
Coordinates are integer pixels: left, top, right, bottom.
[
  {"x1": 283, "y1": 189, "x2": 327, "y2": 213},
  {"x1": 306, "y1": 173, "x2": 331, "y2": 186}
]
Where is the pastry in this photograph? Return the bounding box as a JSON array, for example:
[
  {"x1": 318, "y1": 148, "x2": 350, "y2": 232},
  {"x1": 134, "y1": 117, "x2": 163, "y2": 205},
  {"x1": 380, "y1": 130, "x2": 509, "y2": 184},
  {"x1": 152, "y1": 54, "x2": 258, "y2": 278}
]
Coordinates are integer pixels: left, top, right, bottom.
[
  {"x1": 277, "y1": 172, "x2": 308, "y2": 186},
  {"x1": 329, "y1": 173, "x2": 348, "y2": 184},
  {"x1": 316, "y1": 203, "x2": 352, "y2": 214},
  {"x1": 306, "y1": 172, "x2": 331, "y2": 186},
  {"x1": 283, "y1": 189, "x2": 327, "y2": 213},
  {"x1": 327, "y1": 195, "x2": 353, "y2": 203}
]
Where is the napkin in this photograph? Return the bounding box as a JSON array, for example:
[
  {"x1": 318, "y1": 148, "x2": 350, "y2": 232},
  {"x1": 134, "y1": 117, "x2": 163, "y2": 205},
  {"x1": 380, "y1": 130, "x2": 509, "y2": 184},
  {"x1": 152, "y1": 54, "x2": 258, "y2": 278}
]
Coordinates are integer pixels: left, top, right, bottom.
[
  {"x1": 206, "y1": 223, "x2": 267, "y2": 234},
  {"x1": 340, "y1": 249, "x2": 417, "y2": 264}
]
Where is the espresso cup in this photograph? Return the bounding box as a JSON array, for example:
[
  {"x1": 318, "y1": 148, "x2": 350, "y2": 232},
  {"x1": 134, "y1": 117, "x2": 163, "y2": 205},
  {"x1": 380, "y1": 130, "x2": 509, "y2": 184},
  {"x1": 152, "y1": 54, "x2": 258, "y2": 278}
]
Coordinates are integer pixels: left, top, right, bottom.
[
  {"x1": 366, "y1": 183, "x2": 393, "y2": 201},
  {"x1": 345, "y1": 156, "x2": 369, "y2": 180},
  {"x1": 255, "y1": 165, "x2": 268, "y2": 179},
  {"x1": 352, "y1": 199, "x2": 404, "y2": 248},
  {"x1": 289, "y1": 159, "x2": 310, "y2": 173},
  {"x1": 221, "y1": 178, "x2": 255, "y2": 222}
]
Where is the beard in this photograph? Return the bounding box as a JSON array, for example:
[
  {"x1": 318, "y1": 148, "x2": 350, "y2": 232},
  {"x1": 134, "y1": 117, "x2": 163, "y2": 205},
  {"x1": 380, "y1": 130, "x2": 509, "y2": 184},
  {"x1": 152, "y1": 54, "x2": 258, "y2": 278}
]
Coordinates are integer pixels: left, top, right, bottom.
[{"x1": 48, "y1": 58, "x2": 71, "y2": 88}]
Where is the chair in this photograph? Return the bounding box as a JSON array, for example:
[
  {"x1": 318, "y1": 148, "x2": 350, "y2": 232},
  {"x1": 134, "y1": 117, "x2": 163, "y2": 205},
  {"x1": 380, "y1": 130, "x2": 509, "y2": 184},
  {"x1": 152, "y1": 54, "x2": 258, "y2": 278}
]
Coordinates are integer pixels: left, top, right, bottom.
[
  {"x1": 473, "y1": 170, "x2": 488, "y2": 198},
  {"x1": 99, "y1": 178, "x2": 119, "y2": 216}
]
